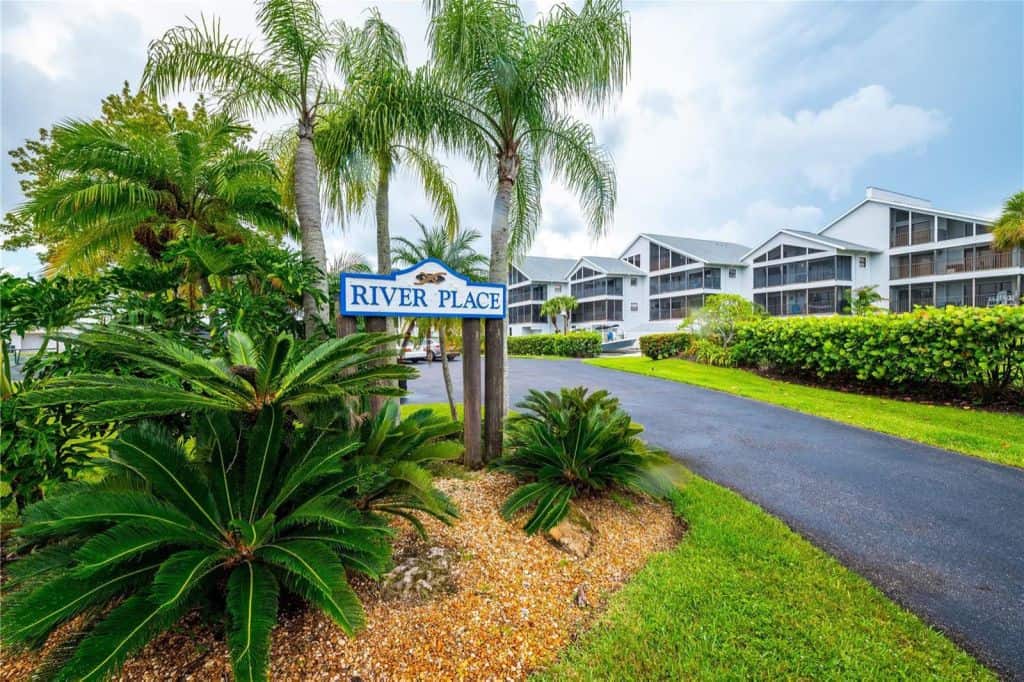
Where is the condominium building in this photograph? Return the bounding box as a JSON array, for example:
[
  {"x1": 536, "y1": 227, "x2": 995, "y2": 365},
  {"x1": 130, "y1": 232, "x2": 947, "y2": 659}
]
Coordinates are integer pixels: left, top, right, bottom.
[
  {"x1": 507, "y1": 187, "x2": 1022, "y2": 342},
  {"x1": 507, "y1": 256, "x2": 577, "y2": 335},
  {"x1": 565, "y1": 256, "x2": 646, "y2": 336},
  {"x1": 618, "y1": 234, "x2": 750, "y2": 332}
]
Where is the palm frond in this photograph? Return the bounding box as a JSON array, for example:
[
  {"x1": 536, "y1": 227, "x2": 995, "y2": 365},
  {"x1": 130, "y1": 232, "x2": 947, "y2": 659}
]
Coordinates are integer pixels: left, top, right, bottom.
[{"x1": 226, "y1": 562, "x2": 279, "y2": 682}]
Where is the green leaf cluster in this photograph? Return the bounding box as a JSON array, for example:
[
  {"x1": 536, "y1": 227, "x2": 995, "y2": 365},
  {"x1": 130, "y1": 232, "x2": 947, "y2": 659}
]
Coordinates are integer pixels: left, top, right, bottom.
[
  {"x1": 494, "y1": 387, "x2": 676, "y2": 533},
  {"x1": 638, "y1": 332, "x2": 692, "y2": 360},
  {"x1": 507, "y1": 331, "x2": 602, "y2": 358},
  {"x1": 6, "y1": 325, "x2": 460, "y2": 681},
  {"x1": 731, "y1": 305, "x2": 1024, "y2": 401}
]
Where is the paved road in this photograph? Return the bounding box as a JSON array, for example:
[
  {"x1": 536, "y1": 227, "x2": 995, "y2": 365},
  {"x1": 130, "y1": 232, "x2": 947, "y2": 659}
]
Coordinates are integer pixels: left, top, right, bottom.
[{"x1": 408, "y1": 358, "x2": 1024, "y2": 677}]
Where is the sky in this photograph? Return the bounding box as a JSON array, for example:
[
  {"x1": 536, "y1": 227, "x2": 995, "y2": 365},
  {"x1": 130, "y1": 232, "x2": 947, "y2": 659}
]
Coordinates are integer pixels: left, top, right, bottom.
[{"x1": 2, "y1": 0, "x2": 1022, "y2": 277}]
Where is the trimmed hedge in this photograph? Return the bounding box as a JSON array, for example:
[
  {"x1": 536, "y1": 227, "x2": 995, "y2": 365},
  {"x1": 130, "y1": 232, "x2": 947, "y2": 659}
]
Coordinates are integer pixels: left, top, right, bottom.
[
  {"x1": 507, "y1": 331, "x2": 602, "y2": 358},
  {"x1": 639, "y1": 332, "x2": 692, "y2": 360},
  {"x1": 731, "y1": 306, "x2": 1024, "y2": 399}
]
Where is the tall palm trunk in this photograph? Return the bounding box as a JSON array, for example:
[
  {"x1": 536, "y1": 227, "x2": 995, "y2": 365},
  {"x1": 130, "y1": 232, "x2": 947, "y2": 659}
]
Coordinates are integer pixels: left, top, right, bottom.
[
  {"x1": 485, "y1": 151, "x2": 516, "y2": 461},
  {"x1": 375, "y1": 156, "x2": 392, "y2": 275},
  {"x1": 295, "y1": 122, "x2": 328, "y2": 337},
  {"x1": 438, "y1": 325, "x2": 457, "y2": 421},
  {"x1": 372, "y1": 155, "x2": 397, "y2": 417}
]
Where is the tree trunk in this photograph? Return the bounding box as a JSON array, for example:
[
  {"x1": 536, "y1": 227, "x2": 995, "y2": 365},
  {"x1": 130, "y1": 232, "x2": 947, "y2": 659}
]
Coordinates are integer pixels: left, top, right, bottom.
[
  {"x1": 294, "y1": 123, "x2": 329, "y2": 337},
  {"x1": 485, "y1": 168, "x2": 515, "y2": 461},
  {"x1": 371, "y1": 157, "x2": 399, "y2": 414},
  {"x1": 375, "y1": 157, "x2": 392, "y2": 275},
  {"x1": 439, "y1": 325, "x2": 457, "y2": 422}
]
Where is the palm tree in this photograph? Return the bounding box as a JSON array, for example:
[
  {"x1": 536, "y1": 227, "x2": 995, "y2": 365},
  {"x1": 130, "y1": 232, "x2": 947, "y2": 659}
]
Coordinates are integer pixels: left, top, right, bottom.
[
  {"x1": 11, "y1": 106, "x2": 293, "y2": 275},
  {"x1": 425, "y1": 0, "x2": 629, "y2": 458},
  {"x1": 317, "y1": 10, "x2": 459, "y2": 276},
  {"x1": 993, "y1": 190, "x2": 1024, "y2": 250},
  {"x1": 22, "y1": 326, "x2": 412, "y2": 422},
  {"x1": 540, "y1": 295, "x2": 579, "y2": 334},
  {"x1": 143, "y1": 0, "x2": 343, "y2": 335},
  {"x1": 393, "y1": 218, "x2": 488, "y2": 420}
]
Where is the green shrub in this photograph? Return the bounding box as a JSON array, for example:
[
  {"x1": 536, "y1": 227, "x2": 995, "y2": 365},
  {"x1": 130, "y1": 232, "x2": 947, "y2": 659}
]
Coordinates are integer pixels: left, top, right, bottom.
[
  {"x1": 732, "y1": 305, "x2": 1024, "y2": 400},
  {"x1": 507, "y1": 331, "x2": 602, "y2": 357},
  {"x1": 6, "y1": 328, "x2": 451, "y2": 681},
  {"x1": 689, "y1": 338, "x2": 734, "y2": 366},
  {"x1": 639, "y1": 332, "x2": 692, "y2": 360},
  {"x1": 494, "y1": 387, "x2": 676, "y2": 533},
  {"x1": 4, "y1": 410, "x2": 392, "y2": 682}
]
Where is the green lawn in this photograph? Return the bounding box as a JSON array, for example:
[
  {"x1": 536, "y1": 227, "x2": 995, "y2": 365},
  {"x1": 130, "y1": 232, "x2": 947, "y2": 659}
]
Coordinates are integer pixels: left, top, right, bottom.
[
  {"x1": 539, "y1": 471, "x2": 992, "y2": 680},
  {"x1": 585, "y1": 357, "x2": 1024, "y2": 468}
]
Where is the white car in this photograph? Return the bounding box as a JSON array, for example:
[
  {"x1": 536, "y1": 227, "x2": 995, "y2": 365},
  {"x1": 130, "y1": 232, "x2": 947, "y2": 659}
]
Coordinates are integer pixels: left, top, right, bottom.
[
  {"x1": 397, "y1": 343, "x2": 427, "y2": 363},
  {"x1": 422, "y1": 338, "x2": 460, "y2": 362}
]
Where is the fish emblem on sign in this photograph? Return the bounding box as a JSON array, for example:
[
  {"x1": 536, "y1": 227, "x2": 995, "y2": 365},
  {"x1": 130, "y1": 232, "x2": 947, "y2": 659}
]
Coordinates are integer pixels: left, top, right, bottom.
[{"x1": 414, "y1": 272, "x2": 447, "y2": 285}]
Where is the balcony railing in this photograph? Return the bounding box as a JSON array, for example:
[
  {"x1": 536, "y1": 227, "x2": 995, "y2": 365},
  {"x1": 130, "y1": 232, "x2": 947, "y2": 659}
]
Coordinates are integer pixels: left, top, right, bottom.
[
  {"x1": 910, "y1": 261, "x2": 935, "y2": 277},
  {"x1": 890, "y1": 229, "x2": 910, "y2": 248},
  {"x1": 976, "y1": 251, "x2": 1014, "y2": 271},
  {"x1": 891, "y1": 250, "x2": 1016, "y2": 279},
  {"x1": 911, "y1": 226, "x2": 933, "y2": 244}
]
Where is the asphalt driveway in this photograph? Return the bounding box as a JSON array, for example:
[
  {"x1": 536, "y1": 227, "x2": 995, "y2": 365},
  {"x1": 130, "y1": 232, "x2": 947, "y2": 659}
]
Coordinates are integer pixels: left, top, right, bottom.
[{"x1": 407, "y1": 358, "x2": 1024, "y2": 677}]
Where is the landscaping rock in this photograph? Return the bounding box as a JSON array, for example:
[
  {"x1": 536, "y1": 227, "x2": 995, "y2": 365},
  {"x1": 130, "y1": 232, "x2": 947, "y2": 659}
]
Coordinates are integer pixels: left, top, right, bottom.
[
  {"x1": 546, "y1": 507, "x2": 595, "y2": 558},
  {"x1": 380, "y1": 546, "x2": 457, "y2": 601},
  {"x1": 573, "y1": 583, "x2": 590, "y2": 608}
]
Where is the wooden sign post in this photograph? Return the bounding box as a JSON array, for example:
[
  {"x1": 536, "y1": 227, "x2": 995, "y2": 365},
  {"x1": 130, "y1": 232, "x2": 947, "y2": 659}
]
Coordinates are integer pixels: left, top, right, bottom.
[
  {"x1": 338, "y1": 259, "x2": 505, "y2": 466},
  {"x1": 461, "y1": 319, "x2": 482, "y2": 468}
]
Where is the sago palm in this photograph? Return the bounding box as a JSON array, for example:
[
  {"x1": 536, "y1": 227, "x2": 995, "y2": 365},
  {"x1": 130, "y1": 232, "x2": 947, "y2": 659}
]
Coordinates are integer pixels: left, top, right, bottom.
[
  {"x1": 393, "y1": 218, "x2": 488, "y2": 419},
  {"x1": 11, "y1": 107, "x2": 293, "y2": 275},
  {"x1": 316, "y1": 9, "x2": 459, "y2": 275},
  {"x1": 495, "y1": 387, "x2": 675, "y2": 533},
  {"x1": 347, "y1": 401, "x2": 464, "y2": 537},
  {"x1": 3, "y1": 410, "x2": 391, "y2": 681},
  {"x1": 144, "y1": 0, "x2": 345, "y2": 333},
  {"x1": 425, "y1": 0, "x2": 630, "y2": 456},
  {"x1": 21, "y1": 326, "x2": 412, "y2": 422},
  {"x1": 992, "y1": 190, "x2": 1024, "y2": 250}
]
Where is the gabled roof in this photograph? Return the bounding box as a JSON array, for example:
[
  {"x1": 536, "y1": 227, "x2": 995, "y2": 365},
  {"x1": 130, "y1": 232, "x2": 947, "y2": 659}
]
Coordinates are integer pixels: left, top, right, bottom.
[
  {"x1": 780, "y1": 229, "x2": 879, "y2": 252},
  {"x1": 741, "y1": 228, "x2": 877, "y2": 261},
  {"x1": 510, "y1": 256, "x2": 576, "y2": 282},
  {"x1": 640, "y1": 233, "x2": 751, "y2": 266},
  {"x1": 575, "y1": 256, "x2": 645, "y2": 276}
]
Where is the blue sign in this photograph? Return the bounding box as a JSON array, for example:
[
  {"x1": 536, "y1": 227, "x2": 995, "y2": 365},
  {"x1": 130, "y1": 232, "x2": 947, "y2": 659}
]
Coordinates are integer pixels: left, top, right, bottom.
[{"x1": 340, "y1": 258, "x2": 506, "y2": 319}]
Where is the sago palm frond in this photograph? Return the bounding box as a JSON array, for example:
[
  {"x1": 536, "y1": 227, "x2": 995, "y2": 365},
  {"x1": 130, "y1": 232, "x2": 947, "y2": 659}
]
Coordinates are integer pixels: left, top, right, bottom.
[{"x1": 21, "y1": 325, "x2": 413, "y2": 422}]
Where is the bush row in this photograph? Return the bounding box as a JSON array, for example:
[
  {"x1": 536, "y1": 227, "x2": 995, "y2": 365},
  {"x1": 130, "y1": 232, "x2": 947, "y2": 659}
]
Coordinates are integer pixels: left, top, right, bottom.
[
  {"x1": 507, "y1": 331, "x2": 602, "y2": 357},
  {"x1": 639, "y1": 332, "x2": 692, "y2": 360},
  {"x1": 731, "y1": 306, "x2": 1024, "y2": 399}
]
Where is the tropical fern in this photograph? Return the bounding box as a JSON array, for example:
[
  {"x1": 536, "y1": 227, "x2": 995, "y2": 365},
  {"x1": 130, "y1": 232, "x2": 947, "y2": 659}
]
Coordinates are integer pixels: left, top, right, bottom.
[
  {"x1": 494, "y1": 387, "x2": 676, "y2": 533},
  {"x1": 3, "y1": 411, "x2": 392, "y2": 681}
]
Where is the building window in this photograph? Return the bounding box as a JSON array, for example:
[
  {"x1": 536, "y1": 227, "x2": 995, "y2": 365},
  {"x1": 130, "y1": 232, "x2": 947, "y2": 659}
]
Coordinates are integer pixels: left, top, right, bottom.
[
  {"x1": 728, "y1": 268, "x2": 737, "y2": 278},
  {"x1": 783, "y1": 245, "x2": 807, "y2": 258},
  {"x1": 890, "y1": 208, "x2": 910, "y2": 247},
  {"x1": 911, "y1": 212, "x2": 934, "y2": 245},
  {"x1": 630, "y1": 277, "x2": 637, "y2": 286},
  {"x1": 554, "y1": 284, "x2": 562, "y2": 293},
  {"x1": 623, "y1": 253, "x2": 641, "y2": 268},
  {"x1": 766, "y1": 246, "x2": 782, "y2": 261},
  {"x1": 858, "y1": 256, "x2": 867, "y2": 268},
  {"x1": 753, "y1": 253, "x2": 767, "y2": 263},
  {"x1": 630, "y1": 302, "x2": 638, "y2": 312}
]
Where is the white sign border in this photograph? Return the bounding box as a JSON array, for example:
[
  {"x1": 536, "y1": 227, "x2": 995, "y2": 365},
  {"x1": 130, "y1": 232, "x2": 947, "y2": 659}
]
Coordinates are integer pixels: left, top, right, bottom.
[{"x1": 339, "y1": 257, "x2": 507, "y2": 320}]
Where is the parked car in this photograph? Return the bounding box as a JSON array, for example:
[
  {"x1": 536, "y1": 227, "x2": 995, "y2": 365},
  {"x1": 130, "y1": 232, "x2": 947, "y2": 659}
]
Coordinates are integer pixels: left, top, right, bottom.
[
  {"x1": 422, "y1": 338, "x2": 459, "y2": 362},
  {"x1": 397, "y1": 343, "x2": 427, "y2": 363}
]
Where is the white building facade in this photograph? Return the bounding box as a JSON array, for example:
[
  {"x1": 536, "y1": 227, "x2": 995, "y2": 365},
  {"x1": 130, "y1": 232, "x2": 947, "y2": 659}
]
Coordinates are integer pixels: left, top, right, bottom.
[
  {"x1": 508, "y1": 188, "x2": 1022, "y2": 343},
  {"x1": 507, "y1": 256, "x2": 577, "y2": 336}
]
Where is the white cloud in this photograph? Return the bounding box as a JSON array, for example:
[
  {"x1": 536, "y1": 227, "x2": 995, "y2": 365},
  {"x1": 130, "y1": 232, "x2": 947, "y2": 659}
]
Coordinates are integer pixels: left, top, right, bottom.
[
  {"x1": 0, "y1": 0, "x2": 979, "y2": 271},
  {"x1": 752, "y1": 85, "x2": 948, "y2": 199}
]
